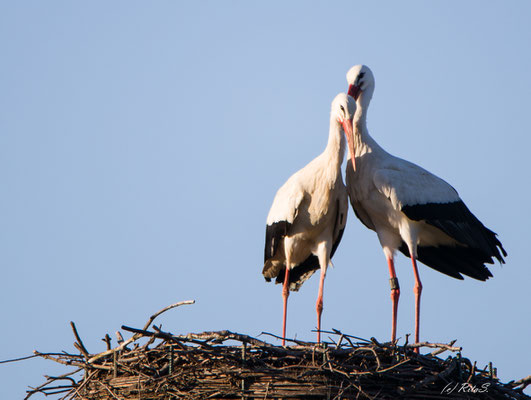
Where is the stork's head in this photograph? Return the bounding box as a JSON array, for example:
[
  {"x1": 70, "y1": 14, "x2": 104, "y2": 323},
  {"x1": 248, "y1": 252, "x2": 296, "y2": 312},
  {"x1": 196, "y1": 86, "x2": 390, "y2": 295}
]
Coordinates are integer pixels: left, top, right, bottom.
[
  {"x1": 346, "y1": 64, "x2": 375, "y2": 103},
  {"x1": 331, "y1": 93, "x2": 357, "y2": 171}
]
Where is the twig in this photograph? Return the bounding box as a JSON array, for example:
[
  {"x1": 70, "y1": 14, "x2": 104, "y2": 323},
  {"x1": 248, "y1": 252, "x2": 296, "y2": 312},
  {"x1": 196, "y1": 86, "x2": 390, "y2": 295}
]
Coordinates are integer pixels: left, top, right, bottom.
[
  {"x1": 65, "y1": 369, "x2": 98, "y2": 400},
  {"x1": 430, "y1": 339, "x2": 457, "y2": 356},
  {"x1": 176, "y1": 330, "x2": 272, "y2": 347},
  {"x1": 24, "y1": 368, "x2": 82, "y2": 400},
  {"x1": 87, "y1": 300, "x2": 195, "y2": 364},
  {"x1": 0, "y1": 354, "x2": 39, "y2": 364},
  {"x1": 410, "y1": 358, "x2": 458, "y2": 391},
  {"x1": 322, "y1": 329, "x2": 371, "y2": 343},
  {"x1": 116, "y1": 331, "x2": 124, "y2": 345},
  {"x1": 102, "y1": 333, "x2": 111, "y2": 350},
  {"x1": 70, "y1": 321, "x2": 90, "y2": 359},
  {"x1": 260, "y1": 331, "x2": 313, "y2": 346},
  {"x1": 467, "y1": 361, "x2": 477, "y2": 383},
  {"x1": 512, "y1": 375, "x2": 531, "y2": 390},
  {"x1": 142, "y1": 300, "x2": 195, "y2": 331},
  {"x1": 405, "y1": 341, "x2": 461, "y2": 352},
  {"x1": 32, "y1": 352, "x2": 85, "y2": 368},
  {"x1": 99, "y1": 381, "x2": 124, "y2": 400}
]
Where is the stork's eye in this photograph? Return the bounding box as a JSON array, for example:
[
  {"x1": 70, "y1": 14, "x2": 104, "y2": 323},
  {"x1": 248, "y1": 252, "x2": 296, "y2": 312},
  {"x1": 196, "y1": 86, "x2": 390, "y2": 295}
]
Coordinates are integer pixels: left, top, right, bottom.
[
  {"x1": 357, "y1": 72, "x2": 366, "y2": 85},
  {"x1": 340, "y1": 105, "x2": 345, "y2": 115}
]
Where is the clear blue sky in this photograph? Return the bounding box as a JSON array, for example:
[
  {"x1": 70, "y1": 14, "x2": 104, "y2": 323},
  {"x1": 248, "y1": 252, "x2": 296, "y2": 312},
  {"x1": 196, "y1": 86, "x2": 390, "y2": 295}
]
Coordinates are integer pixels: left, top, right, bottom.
[{"x1": 1, "y1": 1, "x2": 530, "y2": 398}]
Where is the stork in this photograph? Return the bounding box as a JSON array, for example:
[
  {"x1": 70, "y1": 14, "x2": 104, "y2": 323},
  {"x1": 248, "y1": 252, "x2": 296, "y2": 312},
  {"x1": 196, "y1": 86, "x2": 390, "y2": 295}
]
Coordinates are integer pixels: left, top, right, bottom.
[
  {"x1": 345, "y1": 65, "x2": 507, "y2": 347},
  {"x1": 263, "y1": 93, "x2": 357, "y2": 345}
]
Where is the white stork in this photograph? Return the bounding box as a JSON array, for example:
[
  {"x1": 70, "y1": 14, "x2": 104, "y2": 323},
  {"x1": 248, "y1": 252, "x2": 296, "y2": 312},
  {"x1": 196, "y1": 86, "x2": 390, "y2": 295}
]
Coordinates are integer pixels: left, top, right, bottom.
[
  {"x1": 263, "y1": 93, "x2": 357, "y2": 345},
  {"x1": 345, "y1": 65, "x2": 507, "y2": 347}
]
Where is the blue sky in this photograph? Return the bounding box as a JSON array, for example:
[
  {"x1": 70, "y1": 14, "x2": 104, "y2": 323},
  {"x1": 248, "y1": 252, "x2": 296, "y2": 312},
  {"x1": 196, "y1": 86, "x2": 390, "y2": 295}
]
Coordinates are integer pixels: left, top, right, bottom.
[{"x1": 1, "y1": 1, "x2": 530, "y2": 398}]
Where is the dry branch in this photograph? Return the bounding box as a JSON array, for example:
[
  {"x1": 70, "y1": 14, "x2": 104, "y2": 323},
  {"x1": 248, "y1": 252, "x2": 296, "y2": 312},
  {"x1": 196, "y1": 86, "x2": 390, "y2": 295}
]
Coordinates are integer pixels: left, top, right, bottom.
[
  {"x1": 70, "y1": 322, "x2": 90, "y2": 359},
  {"x1": 87, "y1": 300, "x2": 195, "y2": 364}
]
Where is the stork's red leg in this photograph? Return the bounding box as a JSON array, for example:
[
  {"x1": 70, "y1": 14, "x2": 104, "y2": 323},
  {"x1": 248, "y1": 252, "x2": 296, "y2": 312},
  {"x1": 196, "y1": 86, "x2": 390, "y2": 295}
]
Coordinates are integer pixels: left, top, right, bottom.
[
  {"x1": 282, "y1": 266, "x2": 290, "y2": 346},
  {"x1": 387, "y1": 256, "x2": 400, "y2": 343},
  {"x1": 316, "y1": 268, "x2": 326, "y2": 343},
  {"x1": 410, "y1": 255, "x2": 423, "y2": 352}
]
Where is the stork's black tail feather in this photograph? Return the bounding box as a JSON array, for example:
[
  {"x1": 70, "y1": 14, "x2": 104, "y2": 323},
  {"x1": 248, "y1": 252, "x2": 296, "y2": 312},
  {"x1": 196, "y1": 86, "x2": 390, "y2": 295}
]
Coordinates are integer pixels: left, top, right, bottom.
[{"x1": 274, "y1": 255, "x2": 320, "y2": 291}]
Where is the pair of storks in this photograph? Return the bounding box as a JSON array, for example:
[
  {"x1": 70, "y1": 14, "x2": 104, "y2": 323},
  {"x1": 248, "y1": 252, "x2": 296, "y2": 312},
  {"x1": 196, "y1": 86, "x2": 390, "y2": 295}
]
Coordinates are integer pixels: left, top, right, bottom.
[{"x1": 263, "y1": 65, "x2": 507, "y2": 346}]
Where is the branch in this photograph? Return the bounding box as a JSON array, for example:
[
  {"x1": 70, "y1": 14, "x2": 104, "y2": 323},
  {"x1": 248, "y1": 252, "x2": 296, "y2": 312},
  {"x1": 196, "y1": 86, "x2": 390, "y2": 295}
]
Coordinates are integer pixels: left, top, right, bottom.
[
  {"x1": 511, "y1": 375, "x2": 531, "y2": 390},
  {"x1": 405, "y1": 341, "x2": 461, "y2": 352},
  {"x1": 87, "y1": 300, "x2": 195, "y2": 364},
  {"x1": 259, "y1": 331, "x2": 313, "y2": 346},
  {"x1": 176, "y1": 330, "x2": 272, "y2": 347},
  {"x1": 0, "y1": 354, "x2": 39, "y2": 364},
  {"x1": 70, "y1": 322, "x2": 90, "y2": 360},
  {"x1": 410, "y1": 358, "x2": 458, "y2": 391},
  {"x1": 142, "y1": 300, "x2": 195, "y2": 331},
  {"x1": 430, "y1": 340, "x2": 457, "y2": 356}
]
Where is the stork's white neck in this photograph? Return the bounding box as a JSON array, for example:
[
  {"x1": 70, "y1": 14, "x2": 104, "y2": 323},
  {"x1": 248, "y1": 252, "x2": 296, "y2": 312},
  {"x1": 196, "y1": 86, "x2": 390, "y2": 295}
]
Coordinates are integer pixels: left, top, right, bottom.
[
  {"x1": 353, "y1": 87, "x2": 373, "y2": 127},
  {"x1": 352, "y1": 88, "x2": 382, "y2": 157},
  {"x1": 324, "y1": 119, "x2": 346, "y2": 169}
]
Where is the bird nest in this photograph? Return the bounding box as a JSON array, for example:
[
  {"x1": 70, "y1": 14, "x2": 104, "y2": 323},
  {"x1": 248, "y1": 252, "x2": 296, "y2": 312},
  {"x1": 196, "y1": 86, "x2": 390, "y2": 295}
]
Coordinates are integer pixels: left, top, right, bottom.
[{"x1": 23, "y1": 301, "x2": 530, "y2": 400}]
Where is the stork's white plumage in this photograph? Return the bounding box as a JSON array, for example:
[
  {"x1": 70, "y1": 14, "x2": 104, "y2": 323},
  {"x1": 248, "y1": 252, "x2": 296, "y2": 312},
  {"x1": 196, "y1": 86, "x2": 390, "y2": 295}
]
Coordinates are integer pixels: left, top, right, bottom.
[
  {"x1": 263, "y1": 93, "x2": 357, "y2": 345},
  {"x1": 345, "y1": 65, "x2": 507, "y2": 347}
]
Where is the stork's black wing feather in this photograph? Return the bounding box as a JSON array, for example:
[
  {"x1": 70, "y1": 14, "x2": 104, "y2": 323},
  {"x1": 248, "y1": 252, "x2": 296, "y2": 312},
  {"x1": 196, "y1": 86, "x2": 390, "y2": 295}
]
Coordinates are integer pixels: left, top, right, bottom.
[
  {"x1": 275, "y1": 227, "x2": 345, "y2": 289},
  {"x1": 275, "y1": 198, "x2": 347, "y2": 291},
  {"x1": 264, "y1": 221, "x2": 291, "y2": 263},
  {"x1": 401, "y1": 200, "x2": 506, "y2": 263},
  {"x1": 398, "y1": 242, "x2": 494, "y2": 281},
  {"x1": 399, "y1": 200, "x2": 506, "y2": 281}
]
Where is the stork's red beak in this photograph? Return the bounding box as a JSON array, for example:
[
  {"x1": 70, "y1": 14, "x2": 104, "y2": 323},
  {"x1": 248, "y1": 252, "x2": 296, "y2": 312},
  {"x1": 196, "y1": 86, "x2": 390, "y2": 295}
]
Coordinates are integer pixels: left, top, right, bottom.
[
  {"x1": 342, "y1": 118, "x2": 356, "y2": 172},
  {"x1": 348, "y1": 84, "x2": 361, "y2": 101}
]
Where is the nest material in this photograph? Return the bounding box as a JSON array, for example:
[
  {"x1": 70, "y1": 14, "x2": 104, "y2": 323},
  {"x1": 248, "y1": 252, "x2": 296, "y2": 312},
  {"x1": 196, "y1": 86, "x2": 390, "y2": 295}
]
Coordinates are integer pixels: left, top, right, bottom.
[{"x1": 25, "y1": 301, "x2": 531, "y2": 400}]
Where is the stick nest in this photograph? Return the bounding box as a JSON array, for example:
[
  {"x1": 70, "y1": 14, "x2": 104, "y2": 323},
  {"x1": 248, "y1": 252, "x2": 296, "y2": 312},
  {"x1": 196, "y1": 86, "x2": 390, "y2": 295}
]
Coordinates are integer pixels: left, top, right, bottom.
[{"x1": 23, "y1": 301, "x2": 530, "y2": 400}]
